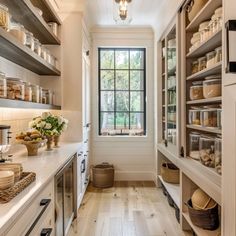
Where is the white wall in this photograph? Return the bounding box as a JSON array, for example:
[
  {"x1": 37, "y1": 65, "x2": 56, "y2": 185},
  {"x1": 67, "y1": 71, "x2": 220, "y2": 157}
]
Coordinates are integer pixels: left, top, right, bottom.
[{"x1": 91, "y1": 27, "x2": 155, "y2": 181}]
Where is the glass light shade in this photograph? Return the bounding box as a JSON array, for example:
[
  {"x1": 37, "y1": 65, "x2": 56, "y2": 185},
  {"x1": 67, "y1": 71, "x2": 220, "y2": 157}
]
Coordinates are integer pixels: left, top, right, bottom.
[{"x1": 113, "y1": 0, "x2": 133, "y2": 24}]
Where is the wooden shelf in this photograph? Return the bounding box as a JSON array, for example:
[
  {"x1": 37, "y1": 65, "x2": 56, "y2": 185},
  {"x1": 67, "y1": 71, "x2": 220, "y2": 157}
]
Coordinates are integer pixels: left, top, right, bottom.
[
  {"x1": 2, "y1": 0, "x2": 61, "y2": 45},
  {"x1": 0, "y1": 28, "x2": 60, "y2": 76},
  {"x1": 187, "y1": 97, "x2": 222, "y2": 104},
  {"x1": 158, "y1": 175, "x2": 180, "y2": 208},
  {"x1": 187, "y1": 125, "x2": 221, "y2": 134},
  {"x1": 182, "y1": 212, "x2": 221, "y2": 236},
  {"x1": 186, "y1": 0, "x2": 222, "y2": 32},
  {"x1": 0, "y1": 98, "x2": 61, "y2": 110},
  {"x1": 187, "y1": 30, "x2": 222, "y2": 58},
  {"x1": 187, "y1": 62, "x2": 222, "y2": 81}
]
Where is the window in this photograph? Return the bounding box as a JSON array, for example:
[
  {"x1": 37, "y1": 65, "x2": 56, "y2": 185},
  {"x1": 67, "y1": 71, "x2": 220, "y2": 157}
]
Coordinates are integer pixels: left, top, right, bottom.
[{"x1": 98, "y1": 48, "x2": 146, "y2": 136}]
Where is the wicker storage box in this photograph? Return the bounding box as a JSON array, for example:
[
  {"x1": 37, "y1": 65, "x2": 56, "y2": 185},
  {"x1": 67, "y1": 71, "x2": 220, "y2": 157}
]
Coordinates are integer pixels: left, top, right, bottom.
[
  {"x1": 187, "y1": 0, "x2": 208, "y2": 22},
  {"x1": 187, "y1": 199, "x2": 219, "y2": 230},
  {"x1": 161, "y1": 162, "x2": 180, "y2": 184},
  {"x1": 92, "y1": 163, "x2": 114, "y2": 188}
]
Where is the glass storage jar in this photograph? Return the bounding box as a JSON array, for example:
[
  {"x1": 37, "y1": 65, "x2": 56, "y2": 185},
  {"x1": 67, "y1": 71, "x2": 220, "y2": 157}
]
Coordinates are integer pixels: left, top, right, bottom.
[
  {"x1": 6, "y1": 77, "x2": 25, "y2": 100},
  {"x1": 168, "y1": 111, "x2": 176, "y2": 122},
  {"x1": 215, "y1": 46, "x2": 222, "y2": 63},
  {"x1": 215, "y1": 136, "x2": 222, "y2": 175},
  {"x1": 9, "y1": 22, "x2": 26, "y2": 45},
  {"x1": 189, "y1": 108, "x2": 201, "y2": 125},
  {"x1": 203, "y1": 77, "x2": 221, "y2": 98},
  {"x1": 34, "y1": 38, "x2": 41, "y2": 56},
  {"x1": 199, "y1": 21, "x2": 210, "y2": 43},
  {"x1": 31, "y1": 84, "x2": 40, "y2": 103},
  {"x1": 0, "y1": 71, "x2": 7, "y2": 98},
  {"x1": 39, "y1": 87, "x2": 43, "y2": 103},
  {"x1": 191, "y1": 60, "x2": 199, "y2": 74},
  {"x1": 41, "y1": 45, "x2": 47, "y2": 60},
  {"x1": 200, "y1": 108, "x2": 218, "y2": 127},
  {"x1": 46, "y1": 50, "x2": 52, "y2": 64},
  {"x1": 189, "y1": 132, "x2": 201, "y2": 160},
  {"x1": 0, "y1": 4, "x2": 10, "y2": 30},
  {"x1": 190, "y1": 81, "x2": 204, "y2": 100},
  {"x1": 24, "y1": 82, "x2": 32, "y2": 102},
  {"x1": 25, "y1": 31, "x2": 34, "y2": 51},
  {"x1": 198, "y1": 56, "x2": 207, "y2": 71},
  {"x1": 41, "y1": 89, "x2": 47, "y2": 104},
  {"x1": 206, "y1": 51, "x2": 216, "y2": 68},
  {"x1": 217, "y1": 108, "x2": 222, "y2": 129},
  {"x1": 200, "y1": 135, "x2": 215, "y2": 168}
]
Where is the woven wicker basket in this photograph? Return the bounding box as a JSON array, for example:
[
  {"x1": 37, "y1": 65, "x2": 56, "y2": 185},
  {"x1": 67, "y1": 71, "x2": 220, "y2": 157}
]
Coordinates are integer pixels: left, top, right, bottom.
[
  {"x1": 0, "y1": 172, "x2": 36, "y2": 203},
  {"x1": 186, "y1": 0, "x2": 208, "y2": 22},
  {"x1": 161, "y1": 162, "x2": 180, "y2": 184},
  {"x1": 187, "y1": 199, "x2": 219, "y2": 230}
]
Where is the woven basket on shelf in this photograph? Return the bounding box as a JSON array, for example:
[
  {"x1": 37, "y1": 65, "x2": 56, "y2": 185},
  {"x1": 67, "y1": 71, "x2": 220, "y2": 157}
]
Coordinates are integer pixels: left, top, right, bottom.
[
  {"x1": 161, "y1": 162, "x2": 180, "y2": 184},
  {"x1": 186, "y1": 0, "x2": 208, "y2": 22},
  {"x1": 186, "y1": 199, "x2": 219, "y2": 230},
  {"x1": 0, "y1": 172, "x2": 36, "y2": 204}
]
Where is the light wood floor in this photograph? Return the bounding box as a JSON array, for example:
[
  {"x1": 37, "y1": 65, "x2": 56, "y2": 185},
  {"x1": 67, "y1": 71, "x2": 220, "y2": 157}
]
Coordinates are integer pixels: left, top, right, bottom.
[{"x1": 68, "y1": 181, "x2": 191, "y2": 236}]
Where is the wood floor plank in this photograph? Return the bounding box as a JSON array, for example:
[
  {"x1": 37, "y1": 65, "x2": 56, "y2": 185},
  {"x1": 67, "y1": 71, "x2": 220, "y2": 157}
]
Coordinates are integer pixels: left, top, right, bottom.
[
  {"x1": 109, "y1": 217, "x2": 123, "y2": 236},
  {"x1": 133, "y1": 210, "x2": 150, "y2": 236}
]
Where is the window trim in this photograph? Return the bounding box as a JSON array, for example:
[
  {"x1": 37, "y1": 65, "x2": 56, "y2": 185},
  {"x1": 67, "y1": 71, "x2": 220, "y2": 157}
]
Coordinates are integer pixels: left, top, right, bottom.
[{"x1": 98, "y1": 47, "x2": 147, "y2": 136}]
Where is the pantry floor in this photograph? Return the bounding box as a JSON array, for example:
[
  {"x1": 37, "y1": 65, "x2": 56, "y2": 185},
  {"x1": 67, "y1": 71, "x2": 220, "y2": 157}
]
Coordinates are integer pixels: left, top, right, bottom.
[{"x1": 68, "y1": 181, "x2": 191, "y2": 236}]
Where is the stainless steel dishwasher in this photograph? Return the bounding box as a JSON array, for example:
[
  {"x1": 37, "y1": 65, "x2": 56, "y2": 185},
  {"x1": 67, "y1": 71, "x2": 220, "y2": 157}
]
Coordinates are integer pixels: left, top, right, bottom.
[{"x1": 55, "y1": 153, "x2": 77, "y2": 236}]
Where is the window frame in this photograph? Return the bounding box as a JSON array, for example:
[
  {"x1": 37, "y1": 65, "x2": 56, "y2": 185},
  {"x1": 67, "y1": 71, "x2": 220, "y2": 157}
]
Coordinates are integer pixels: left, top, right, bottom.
[{"x1": 98, "y1": 47, "x2": 147, "y2": 136}]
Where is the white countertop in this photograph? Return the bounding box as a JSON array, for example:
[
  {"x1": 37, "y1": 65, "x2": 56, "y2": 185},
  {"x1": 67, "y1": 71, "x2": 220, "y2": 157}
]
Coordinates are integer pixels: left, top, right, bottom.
[{"x1": 0, "y1": 142, "x2": 82, "y2": 235}]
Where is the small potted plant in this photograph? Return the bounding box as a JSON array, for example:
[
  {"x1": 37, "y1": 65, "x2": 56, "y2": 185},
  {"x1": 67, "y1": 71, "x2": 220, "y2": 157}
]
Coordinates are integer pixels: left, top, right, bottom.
[{"x1": 53, "y1": 115, "x2": 68, "y2": 147}]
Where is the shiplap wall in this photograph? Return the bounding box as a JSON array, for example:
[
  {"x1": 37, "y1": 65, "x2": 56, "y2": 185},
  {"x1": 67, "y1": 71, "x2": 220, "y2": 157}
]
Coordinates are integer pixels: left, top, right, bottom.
[{"x1": 91, "y1": 27, "x2": 155, "y2": 181}]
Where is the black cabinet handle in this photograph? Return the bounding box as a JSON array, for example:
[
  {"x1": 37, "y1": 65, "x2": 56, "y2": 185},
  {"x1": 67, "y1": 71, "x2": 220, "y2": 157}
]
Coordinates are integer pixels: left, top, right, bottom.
[
  {"x1": 25, "y1": 199, "x2": 51, "y2": 236},
  {"x1": 41, "y1": 228, "x2": 52, "y2": 236},
  {"x1": 225, "y1": 20, "x2": 236, "y2": 73},
  {"x1": 81, "y1": 159, "x2": 86, "y2": 173}
]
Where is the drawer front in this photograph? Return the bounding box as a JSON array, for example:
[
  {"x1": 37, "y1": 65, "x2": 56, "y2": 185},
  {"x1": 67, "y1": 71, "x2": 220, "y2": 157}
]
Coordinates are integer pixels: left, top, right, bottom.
[{"x1": 5, "y1": 180, "x2": 54, "y2": 236}]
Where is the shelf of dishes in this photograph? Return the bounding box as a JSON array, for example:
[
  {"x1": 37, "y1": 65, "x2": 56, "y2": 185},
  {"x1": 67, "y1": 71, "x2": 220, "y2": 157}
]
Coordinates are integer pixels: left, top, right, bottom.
[
  {"x1": 0, "y1": 71, "x2": 56, "y2": 105},
  {"x1": 0, "y1": 5, "x2": 59, "y2": 70}
]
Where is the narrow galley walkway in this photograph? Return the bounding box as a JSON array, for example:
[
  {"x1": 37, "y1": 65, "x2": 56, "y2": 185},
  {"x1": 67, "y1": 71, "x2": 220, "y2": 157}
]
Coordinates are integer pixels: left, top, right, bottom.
[{"x1": 68, "y1": 181, "x2": 190, "y2": 236}]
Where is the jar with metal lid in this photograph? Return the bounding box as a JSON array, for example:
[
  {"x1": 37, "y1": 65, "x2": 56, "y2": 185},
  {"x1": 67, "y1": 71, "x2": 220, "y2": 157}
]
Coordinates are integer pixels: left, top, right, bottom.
[
  {"x1": 47, "y1": 22, "x2": 58, "y2": 36},
  {"x1": 215, "y1": 46, "x2": 222, "y2": 63},
  {"x1": 24, "y1": 82, "x2": 32, "y2": 102},
  {"x1": 190, "y1": 81, "x2": 204, "y2": 100},
  {"x1": 39, "y1": 87, "x2": 43, "y2": 103},
  {"x1": 34, "y1": 38, "x2": 41, "y2": 56},
  {"x1": 9, "y1": 22, "x2": 26, "y2": 45},
  {"x1": 189, "y1": 132, "x2": 201, "y2": 160},
  {"x1": 206, "y1": 51, "x2": 216, "y2": 68},
  {"x1": 189, "y1": 108, "x2": 201, "y2": 125},
  {"x1": 6, "y1": 77, "x2": 25, "y2": 100},
  {"x1": 0, "y1": 4, "x2": 10, "y2": 30},
  {"x1": 203, "y1": 78, "x2": 221, "y2": 98},
  {"x1": 198, "y1": 56, "x2": 207, "y2": 71},
  {"x1": 215, "y1": 136, "x2": 222, "y2": 175},
  {"x1": 31, "y1": 84, "x2": 40, "y2": 103},
  {"x1": 199, "y1": 135, "x2": 215, "y2": 168},
  {"x1": 191, "y1": 60, "x2": 199, "y2": 74},
  {"x1": 200, "y1": 108, "x2": 218, "y2": 127},
  {"x1": 41, "y1": 46, "x2": 47, "y2": 60},
  {"x1": 0, "y1": 71, "x2": 7, "y2": 98},
  {"x1": 41, "y1": 88, "x2": 47, "y2": 104},
  {"x1": 24, "y1": 31, "x2": 34, "y2": 51},
  {"x1": 217, "y1": 108, "x2": 222, "y2": 129},
  {"x1": 46, "y1": 50, "x2": 52, "y2": 64}
]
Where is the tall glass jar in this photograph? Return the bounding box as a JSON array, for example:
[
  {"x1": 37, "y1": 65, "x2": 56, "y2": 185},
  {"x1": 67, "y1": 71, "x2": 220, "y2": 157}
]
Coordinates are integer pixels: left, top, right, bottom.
[
  {"x1": 200, "y1": 108, "x2": 218, "y2": 127},
  {"x1": 189, "y1": 132, "x2": 200, "y2": 160},
  {"x1": 41, "y1": 45, "x2": 47, "y2": 60},
  {"x1": 9, "y1": 22, "x2": 26, "y2": 45},
  {"x1": 0, "y1": 4, "x2": 10, "y2": 30},
  {"x1": 189, "y1": 108, "x2": 201, "y2": 125},
  {"x1": 198, "y1": 56, "x2": 207, "y2": 71},
  {"x1": 39, "y1": 87, "x2": 43, "y2": 103},
  {"x1": 215, "y1": 136, "x2": 222, "y2": 175},
  {"x1": 0, "y1": 71, "x2": 7, "y2": 98},
  {"x1": 25, "y1": 31, "x2": 34, "y2": 51},
  {"x1": 6, "y1": 77, "x2": 25, "y2": 100},
  {"x1": 31, "y1": 84, "x2": 40, "y2": 103},
  {"x1": 217, "y1": 108, "x2": 222, "y2": 129},
  {"x1": 24, "y1": 82, "x2": 32, "y2": 102},
  {"x1": 34, "y1": 38, "x2": 41, "y2": 56},
  {"x1": 42, "y1": 89, "x2": 47, "y2": 104}
]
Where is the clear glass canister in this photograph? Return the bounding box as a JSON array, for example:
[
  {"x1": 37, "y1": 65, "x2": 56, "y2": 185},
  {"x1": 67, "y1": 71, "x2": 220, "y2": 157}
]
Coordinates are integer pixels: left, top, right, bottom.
[
  {"x1": 198, "y1": 56, "x2": 207, "y2": 71},
  {"x1": 203, "y1": 78, "x2": 221, "y2": 98},
  {"x1": 215, "y1": 46, "x2": 222, "y2": 63},
  {"x1": 24, "y1": 82, "x2": 32, "y2": 102},
  {"x1": 189, "y1": 132, "x2": 201, "y2": 160},
  {"x1": 41, "y1": 46, "x2": 47, "y2": 60},
  {"x1": 25, "y1": 31, "x2": 34, "y2": 51},
  {"x1": 46, "y1": 50, "x2": 52, "y2": 64},
  {"x1": 191, "y1": 60, "x2": 199, "y2": 74},
  {"x1": 217, "y1": 108, "x2": 222, "y2": 129},
  {"x1": 6, "y1": 77, "x2": 25, "y2": 100},
  {"x1": 206, "y1": 51, "x2": 216, "y2": 68},
  {"x1": 200, "y1": 108, "x2": 218, "y2": 127},
  {"x1": 190, "y1": 81, "x2": 204, "y2": 100},
  {"x1": 199, "y1": 21, "x2": 210, "y2": 43},
  {"x1": 9, "y1": 22, "x2": 26, "y2": 45},
  {"x1": 215, "y1": 136, "x2": 222, "y2": 175},
  {"x1": 0, "y1": 71, "x2": 7, "y2": 98},
  {"x1": 200, "y1": 135, "x2": 215, "y2": 168},
  {"x1": 39, "y1": 87, "x2": 43, "y2": 103},
  {"x1": 31, "y1": 84, "x2": 40, "y2": 103},
  {"x1": 0, "y1": 4, "x2": 10, "y2": 30},
  {"x1": 34, "y1": 38, "x2": 41, "y2": 56},
  {"x1": 189, "y1": 108, "x2": 201, "y2": 125}
]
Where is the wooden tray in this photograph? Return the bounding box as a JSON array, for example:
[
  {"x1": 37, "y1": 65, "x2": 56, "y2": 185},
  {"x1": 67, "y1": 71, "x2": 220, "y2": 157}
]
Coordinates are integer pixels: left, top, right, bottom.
[{"x1": 0, "y1": 172, "x2": 36, "y2": 203}]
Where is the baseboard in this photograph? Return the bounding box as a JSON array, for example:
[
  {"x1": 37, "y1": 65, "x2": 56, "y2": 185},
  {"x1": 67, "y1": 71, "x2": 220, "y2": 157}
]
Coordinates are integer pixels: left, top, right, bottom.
[{"x1": 115, "y1": 171, "x2": 156, "y2": 181}]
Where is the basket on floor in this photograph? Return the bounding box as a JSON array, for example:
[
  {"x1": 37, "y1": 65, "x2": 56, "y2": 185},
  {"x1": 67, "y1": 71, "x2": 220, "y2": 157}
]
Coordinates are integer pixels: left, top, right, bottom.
[
  {"x1": 161, "y1": 162, "x2": 180, "y2": 184},
  {"x1": 186, "y1": 199, "x2": 219, "y2": 230}
]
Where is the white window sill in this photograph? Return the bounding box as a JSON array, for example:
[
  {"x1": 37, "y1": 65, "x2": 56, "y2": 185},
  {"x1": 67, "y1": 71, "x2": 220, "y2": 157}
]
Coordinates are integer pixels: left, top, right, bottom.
[{"x1": 93, "y1": 135, "x2": 150, "y2": 142}]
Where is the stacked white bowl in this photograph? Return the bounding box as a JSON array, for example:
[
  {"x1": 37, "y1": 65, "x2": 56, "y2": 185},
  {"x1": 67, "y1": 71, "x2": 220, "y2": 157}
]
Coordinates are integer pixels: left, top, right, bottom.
[
  {"x1": 0, "y1": 171, "x2": 14, "y2": 190},
  {"x1": 0, "y1": 163, "x2": 23, "y2": 182}
]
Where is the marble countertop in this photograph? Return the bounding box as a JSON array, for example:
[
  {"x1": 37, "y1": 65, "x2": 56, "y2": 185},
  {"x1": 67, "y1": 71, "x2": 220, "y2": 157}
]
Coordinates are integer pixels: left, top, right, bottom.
[{"x1": 0, "y1": 142, "x2": 82, "y2": 235}]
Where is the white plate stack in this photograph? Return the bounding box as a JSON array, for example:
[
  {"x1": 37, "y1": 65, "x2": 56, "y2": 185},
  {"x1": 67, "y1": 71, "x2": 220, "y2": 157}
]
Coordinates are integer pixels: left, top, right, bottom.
[
  {"x1": 0, "y1": 171, "x2": 15, "y2": 190},
  {"x1": 0, "y1": 163, "x2": 23, "y2": 182}
]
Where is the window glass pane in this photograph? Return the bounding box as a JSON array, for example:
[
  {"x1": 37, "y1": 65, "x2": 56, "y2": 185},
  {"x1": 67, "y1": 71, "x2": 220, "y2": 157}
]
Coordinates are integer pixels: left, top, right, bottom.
[
  {"x1": 100, "y1": 50, "x2": 114, "y2": 69},
  {"x1": 101, "y1": 91, "x2": 114, "y2": 111},
  {"x1": 116, "y1": 112, "x2": 129, "y2": 130},
  {"x1": 101, "y1": 70, "x2": 114, "y2": 90},
  {"x1": 130, "y1": 92, "x2": 144, "y2": 111},
  {"x1": 130, "y1": 71, "x2": 144, "y2": 90},
  {"x1": 116, "y1": 70, "x2": 129, "y2": 90},
  {"x1": 115, "y1": 50, "x2": 129, "y2": 69},
  {"x1": 130, "y1": 50, "x2": 144, "y2": 69},
  {"x1": 130, "y1": 113, "x2": 144, "y2": 135},
  {"x1": 116, "y1": 91, "x2": 129, "y2": 111},
  {"x1": 100, "y1": 112, "x2": 114, "y2": 134}
]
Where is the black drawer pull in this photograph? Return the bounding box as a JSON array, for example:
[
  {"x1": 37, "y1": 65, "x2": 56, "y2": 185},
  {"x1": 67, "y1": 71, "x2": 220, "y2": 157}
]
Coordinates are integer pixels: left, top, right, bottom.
[
  {"x1": 41, "y1": 228, "x2": 52, "y2": 236},
  {"x1": 25, "y1": 199, "x2": 51, "y2": 236}
]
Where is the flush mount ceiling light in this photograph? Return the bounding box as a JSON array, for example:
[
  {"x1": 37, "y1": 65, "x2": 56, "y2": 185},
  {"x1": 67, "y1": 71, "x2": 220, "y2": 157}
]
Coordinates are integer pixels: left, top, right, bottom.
[{"x1": 113, "y1": 0, "x2": 133, "y2": 24}]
